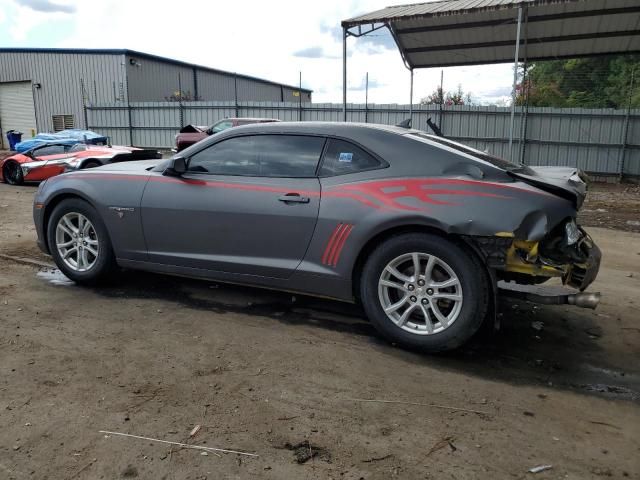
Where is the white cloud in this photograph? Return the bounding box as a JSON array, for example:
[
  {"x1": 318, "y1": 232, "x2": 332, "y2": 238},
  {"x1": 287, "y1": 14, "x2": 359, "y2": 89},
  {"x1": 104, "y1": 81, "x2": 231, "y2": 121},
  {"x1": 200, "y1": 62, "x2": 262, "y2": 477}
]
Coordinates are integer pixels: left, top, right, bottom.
[
  {"x1": 15, "y1": 0, "x2": 75, "y2": 13},
  {"x1": 4, "y1": 0, "x2": 516, "y2": 104},
  {"x1": 4, "y1": 0, "x2": 74, "y2": 41}
]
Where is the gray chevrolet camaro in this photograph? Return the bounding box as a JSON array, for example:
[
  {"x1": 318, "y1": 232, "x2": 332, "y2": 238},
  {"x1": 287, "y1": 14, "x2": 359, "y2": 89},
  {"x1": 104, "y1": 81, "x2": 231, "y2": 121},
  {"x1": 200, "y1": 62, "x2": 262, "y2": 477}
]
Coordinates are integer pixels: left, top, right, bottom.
[{"x1": 33, "y1": 122, "x2": 601, "y2": 351}]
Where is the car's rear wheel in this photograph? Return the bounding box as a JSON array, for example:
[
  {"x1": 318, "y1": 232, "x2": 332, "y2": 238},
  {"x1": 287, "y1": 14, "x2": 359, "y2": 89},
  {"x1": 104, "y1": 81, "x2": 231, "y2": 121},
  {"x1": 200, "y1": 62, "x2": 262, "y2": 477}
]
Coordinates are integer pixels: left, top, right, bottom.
[
  {"x1": 2, "y1": 161, "x2": 24, "y2": 185},
  {"x1": 47, "y1": 198, "x2": 116, "y2": 284},
  {"x1": 360, "y1": 233, "x2": 489, "y2": 352}
]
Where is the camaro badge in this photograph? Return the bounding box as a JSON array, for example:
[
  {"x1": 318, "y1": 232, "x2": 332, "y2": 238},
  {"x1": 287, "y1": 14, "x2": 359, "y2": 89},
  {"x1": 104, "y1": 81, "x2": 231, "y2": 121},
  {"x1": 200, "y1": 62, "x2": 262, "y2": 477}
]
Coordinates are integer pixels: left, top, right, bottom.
[{"x1": 109, "y1": 206, "x2": 135, "y2": 218}]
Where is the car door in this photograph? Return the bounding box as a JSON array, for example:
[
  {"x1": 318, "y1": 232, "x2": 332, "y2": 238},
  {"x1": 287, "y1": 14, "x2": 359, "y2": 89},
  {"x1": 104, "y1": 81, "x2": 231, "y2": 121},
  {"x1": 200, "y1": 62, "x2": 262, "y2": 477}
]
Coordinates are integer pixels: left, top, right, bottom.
[{"x1": 140, "y1": 134, "x2": 325, "y2": 278}]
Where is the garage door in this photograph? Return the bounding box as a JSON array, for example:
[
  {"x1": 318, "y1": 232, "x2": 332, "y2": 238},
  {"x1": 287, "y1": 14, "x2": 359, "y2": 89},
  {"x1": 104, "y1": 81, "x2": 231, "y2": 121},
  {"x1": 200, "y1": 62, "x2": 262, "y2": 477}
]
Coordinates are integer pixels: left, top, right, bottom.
[{"x1": 0, "y1": 82, "x2": 37, "y2": 149}]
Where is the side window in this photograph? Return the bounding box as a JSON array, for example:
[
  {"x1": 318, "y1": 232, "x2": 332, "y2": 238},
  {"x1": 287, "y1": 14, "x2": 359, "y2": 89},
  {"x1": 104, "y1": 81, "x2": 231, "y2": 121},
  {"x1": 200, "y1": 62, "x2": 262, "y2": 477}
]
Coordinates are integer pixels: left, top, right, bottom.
[
  {"x1": 254, "y1": 135, "x2": 324, "y2": 177},
  {"x1": 33, "y1": 145, "x2": 66, "y2": 157},
  {"x1": 319, "y1": 139, "x2": 381, "y2": 176},
  {"x1": 187, "y1": 135, "x2": 325, "y2": 177},
  {"x1": 211, "y1": 120, "x2": 233, "y2": 134},
  {"x1": 188, "y1": 136, "x2": 258, "y2": 176},
  {"x1": 68, "y1": 144, "x2": 88, "y2": 153}
]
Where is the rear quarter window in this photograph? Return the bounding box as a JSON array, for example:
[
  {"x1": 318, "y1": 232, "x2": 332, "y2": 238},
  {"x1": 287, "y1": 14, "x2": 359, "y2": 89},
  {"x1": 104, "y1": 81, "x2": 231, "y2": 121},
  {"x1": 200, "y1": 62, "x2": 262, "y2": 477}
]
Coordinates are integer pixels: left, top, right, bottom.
[{"x1": 319, "y1": 138, "x2": 382, "y2": 176}]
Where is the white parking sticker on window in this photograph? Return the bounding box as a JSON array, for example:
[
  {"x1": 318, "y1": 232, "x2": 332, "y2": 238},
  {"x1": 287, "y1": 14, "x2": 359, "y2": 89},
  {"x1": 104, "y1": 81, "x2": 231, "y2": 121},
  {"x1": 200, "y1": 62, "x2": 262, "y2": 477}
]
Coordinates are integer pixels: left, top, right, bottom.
[{"x1": 339, "y1": 152, "x2": 353, "y2": 163}]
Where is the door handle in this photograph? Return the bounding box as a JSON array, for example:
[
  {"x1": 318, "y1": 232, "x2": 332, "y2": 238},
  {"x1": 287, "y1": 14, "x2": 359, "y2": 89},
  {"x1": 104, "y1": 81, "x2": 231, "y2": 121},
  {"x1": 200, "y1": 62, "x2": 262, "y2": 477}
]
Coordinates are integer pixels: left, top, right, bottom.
[{"x1": 278, "y1": 193, "x2": 310, "y2": 204}]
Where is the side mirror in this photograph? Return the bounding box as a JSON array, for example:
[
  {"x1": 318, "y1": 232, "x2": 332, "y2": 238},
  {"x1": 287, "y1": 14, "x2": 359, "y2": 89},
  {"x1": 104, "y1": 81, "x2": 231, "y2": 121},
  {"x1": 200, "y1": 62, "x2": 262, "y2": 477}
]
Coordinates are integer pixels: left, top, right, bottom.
[
  {"x1": 163, "y1": 156, "x2": 187, "y2": 177},
  {"x1": 205, "y1": 128, "x2": 213, "y2": 135}
]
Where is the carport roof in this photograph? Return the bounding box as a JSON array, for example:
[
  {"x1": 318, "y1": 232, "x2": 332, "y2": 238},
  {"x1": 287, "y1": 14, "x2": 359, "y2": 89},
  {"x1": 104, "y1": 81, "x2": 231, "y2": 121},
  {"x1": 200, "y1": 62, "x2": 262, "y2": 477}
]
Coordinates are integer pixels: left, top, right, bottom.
[{"x1": 342, "y1": 0, "x2": 640, "y2": 69}]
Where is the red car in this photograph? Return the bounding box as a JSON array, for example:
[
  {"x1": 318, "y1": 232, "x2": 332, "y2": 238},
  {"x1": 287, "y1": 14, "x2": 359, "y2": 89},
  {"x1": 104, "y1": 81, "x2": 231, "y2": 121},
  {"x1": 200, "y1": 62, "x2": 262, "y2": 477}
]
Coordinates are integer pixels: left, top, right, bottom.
[
  {"x1": 175, "y1": 117, "x2": 280, "y2": 152},
  {"x1": 1, "y1": 143, "x2": 160, "y2": 185}
]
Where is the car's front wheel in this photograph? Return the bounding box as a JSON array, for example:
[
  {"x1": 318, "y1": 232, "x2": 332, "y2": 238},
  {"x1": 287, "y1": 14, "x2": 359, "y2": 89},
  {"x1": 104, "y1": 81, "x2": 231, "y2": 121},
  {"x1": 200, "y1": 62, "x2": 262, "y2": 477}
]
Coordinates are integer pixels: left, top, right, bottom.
[
  {"x1": 360, "y1": 233, "x2": 489, "y2": 352},
  {"x1": 47, "y1": 198, "x2": 116, "y2": 284}
]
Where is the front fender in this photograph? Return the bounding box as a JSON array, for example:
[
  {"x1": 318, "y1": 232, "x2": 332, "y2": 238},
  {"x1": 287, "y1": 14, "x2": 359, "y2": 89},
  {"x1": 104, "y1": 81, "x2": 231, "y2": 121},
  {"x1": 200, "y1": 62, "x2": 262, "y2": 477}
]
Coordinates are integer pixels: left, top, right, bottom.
[{"x1": 37, "y1": 172, "x2": 150, "y2": 262}]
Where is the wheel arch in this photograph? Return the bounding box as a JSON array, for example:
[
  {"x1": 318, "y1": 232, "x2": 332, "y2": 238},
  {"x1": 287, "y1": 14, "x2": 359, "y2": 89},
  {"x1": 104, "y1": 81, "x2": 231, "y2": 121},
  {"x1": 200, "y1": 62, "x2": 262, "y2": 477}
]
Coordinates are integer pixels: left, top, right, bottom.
[
  {"x1": 42, "y1": 192, "x2": 99, "y2": 252},
  {"x1": 78, "y1": 158, "x2": 103, "y2": 169},
  {"x1": 350, "y1": 224, "x2": 493, "y2": 303}
]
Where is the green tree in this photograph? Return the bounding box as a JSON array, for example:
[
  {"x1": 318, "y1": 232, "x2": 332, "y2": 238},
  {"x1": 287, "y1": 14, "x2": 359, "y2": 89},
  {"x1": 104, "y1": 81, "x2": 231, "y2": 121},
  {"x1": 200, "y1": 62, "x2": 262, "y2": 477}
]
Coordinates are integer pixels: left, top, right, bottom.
[{"x1": 517, "y1": 55, "x2": 639, "y2": 108}]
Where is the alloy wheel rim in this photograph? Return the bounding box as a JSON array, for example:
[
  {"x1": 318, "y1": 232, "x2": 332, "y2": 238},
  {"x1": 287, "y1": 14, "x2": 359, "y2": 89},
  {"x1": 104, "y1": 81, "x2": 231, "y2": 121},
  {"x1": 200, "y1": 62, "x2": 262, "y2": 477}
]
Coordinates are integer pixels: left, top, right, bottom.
[
  {"x1": 378, "y1": 252, "x2": 463, "y2": 335},
  {"x1": 55, "y1": 212, "x2": 99, "y2": 272}
]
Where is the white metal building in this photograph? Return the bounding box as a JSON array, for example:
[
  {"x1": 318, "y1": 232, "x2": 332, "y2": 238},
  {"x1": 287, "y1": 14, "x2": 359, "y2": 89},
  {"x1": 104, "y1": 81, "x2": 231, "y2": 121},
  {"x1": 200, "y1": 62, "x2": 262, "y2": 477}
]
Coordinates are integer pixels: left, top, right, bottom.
[{"x1": 0, "y1": 48, "x2": 312, "y2": 149}]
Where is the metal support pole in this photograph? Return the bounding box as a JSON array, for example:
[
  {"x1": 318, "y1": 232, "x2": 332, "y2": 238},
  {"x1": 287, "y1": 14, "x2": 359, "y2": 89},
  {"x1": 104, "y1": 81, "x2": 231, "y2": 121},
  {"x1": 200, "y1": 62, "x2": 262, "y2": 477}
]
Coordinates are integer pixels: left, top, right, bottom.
[
  {"x1": 178, "y1": 73, "x2": 184, "y2": 128},
  {"x1": 234, "y1": 74, "x2": 239, "y2": 117},
  {"x1": 409, "y1": 68, "x2": 414, "y2": 125},
  {"x1": 508, "y1": 6, "x2": 522, "y2": 161},
  {"x1": 193, "y1": 67, "x2": 199, "y2": 100},
  {"x1": 519, "y1": 7, "x2": 529, "y2": 164},
  {"x1": 342, "y1": 27, "x2": 348, "y2": 122},
  {"x1": 619, "y1": 66, "x2": 635, "y2": 181},
  {"x1": 520, "y1": 64, "x2": 530, "y2": 165},
  {"x1": 299, "y1": 71, "x2": 302, "y2": 121},
  {"x1": 365, "y1": 72, "x2": 369, "y2": 123},
  {"x1": 80, "y1": 78, "x2": 89, "y2": 129},
  {"x1": 126, "y1": 79, "x2": 133, "y2": 147},
  {"x1": 439, "y1": 70, "x2": 444, "y2": 133}
]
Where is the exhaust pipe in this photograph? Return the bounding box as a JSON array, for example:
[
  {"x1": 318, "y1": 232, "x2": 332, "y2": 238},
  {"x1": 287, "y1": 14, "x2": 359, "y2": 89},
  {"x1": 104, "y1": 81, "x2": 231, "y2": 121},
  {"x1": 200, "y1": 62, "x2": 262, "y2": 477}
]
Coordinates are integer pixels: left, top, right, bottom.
[
  {"x1": 567, "y1": 292, "x2": 600, "y2": 309},
  {"x1": 498, "y1": 286, "x2": 601, "y2": 310}
]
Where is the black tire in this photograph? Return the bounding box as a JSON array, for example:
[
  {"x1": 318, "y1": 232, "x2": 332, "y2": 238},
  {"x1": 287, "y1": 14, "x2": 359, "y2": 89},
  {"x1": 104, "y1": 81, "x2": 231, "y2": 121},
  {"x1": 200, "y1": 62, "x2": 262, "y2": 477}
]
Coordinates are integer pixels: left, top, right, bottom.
[
  {"x1": 47, "y1": 198, "x2": 117, "y2": 284},
  {"x1": 2, "y1": 161, "x2": 24, "y2": 185},
  {"x1": 360, "y1": 233, "x2": 489, "y2": 352},
  {"x1": 80, "y1": 160, "x2": 102, "y2": 169}
]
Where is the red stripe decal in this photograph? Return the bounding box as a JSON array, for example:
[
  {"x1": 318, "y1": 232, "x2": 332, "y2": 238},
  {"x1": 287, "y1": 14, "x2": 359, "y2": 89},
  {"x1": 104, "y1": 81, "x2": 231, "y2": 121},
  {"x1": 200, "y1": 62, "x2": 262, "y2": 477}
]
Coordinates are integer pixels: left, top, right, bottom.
[
  {"x1": 321, "y1": 223, "x2": 343, "y2": 265},
  {"x1": 326, "y1": 224, "x2": 349, "y2": 266},
  {"x1": 331, "y1": 224, "x2": 353, "y2": 267}
]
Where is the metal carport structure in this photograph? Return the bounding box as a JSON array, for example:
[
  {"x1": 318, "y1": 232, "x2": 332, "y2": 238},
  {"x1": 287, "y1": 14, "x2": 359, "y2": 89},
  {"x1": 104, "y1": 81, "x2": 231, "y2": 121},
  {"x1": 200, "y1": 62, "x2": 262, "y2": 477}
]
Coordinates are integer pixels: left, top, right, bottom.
[{"x1": 341, "y1": 0, "x2": 640, "y2": 158}]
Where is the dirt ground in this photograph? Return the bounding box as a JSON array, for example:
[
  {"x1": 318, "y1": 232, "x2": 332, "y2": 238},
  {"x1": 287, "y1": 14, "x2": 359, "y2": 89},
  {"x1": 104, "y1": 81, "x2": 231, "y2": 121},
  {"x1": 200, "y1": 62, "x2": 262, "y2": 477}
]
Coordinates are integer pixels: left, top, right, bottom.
[
  {"x1": 0, "y1": 181, "x2": 639, "y2": 480},
  {"x1": 579, "y1": 182, "x2": 640, "y2": 233}
]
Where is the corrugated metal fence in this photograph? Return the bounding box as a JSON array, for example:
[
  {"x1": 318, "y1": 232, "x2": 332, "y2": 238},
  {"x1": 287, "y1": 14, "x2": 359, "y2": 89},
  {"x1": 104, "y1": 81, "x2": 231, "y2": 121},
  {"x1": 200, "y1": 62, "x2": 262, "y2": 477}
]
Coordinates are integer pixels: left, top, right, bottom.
[{"x1": 87, "y1": 101, "x2": 640, "y2": 178}]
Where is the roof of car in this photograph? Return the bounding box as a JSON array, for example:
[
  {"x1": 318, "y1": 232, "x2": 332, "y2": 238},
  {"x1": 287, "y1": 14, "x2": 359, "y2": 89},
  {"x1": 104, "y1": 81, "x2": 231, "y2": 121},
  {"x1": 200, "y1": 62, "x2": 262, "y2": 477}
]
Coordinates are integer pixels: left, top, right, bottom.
[
  {"x1": 230, "y1": 117, "x2": 280, "y2": 121},
  {"x1": 228, "y1": 121, "x2": 417, "y2": 136}
]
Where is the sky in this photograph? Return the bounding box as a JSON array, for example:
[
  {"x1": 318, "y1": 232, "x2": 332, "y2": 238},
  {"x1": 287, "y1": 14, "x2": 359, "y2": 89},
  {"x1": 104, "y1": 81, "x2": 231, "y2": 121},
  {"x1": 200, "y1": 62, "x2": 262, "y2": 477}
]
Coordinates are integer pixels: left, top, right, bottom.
[{"x1": 0, "y1": 0, "x2": 515, "y2": 105}]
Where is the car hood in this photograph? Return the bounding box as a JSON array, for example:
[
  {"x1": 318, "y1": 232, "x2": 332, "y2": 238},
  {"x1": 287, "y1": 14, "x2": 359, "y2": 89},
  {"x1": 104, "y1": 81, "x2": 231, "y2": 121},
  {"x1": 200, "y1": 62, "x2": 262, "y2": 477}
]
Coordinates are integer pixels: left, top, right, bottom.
[{"x1": 511, "y1": 166, "x2": 588, "y2": 210}]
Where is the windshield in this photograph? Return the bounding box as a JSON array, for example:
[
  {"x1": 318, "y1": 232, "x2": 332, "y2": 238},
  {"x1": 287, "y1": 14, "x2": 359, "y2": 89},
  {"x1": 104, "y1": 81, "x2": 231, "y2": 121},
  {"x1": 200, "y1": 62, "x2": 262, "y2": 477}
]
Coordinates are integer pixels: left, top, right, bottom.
[{"x1": 407, "y1": 132, "x2": 531, "y2": 173}]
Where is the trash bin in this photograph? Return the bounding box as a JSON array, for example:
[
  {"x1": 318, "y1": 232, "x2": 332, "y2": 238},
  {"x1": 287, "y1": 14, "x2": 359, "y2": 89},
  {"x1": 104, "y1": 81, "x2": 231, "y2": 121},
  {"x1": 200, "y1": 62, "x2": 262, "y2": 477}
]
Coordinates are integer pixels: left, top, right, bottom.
[{"x1": 6, "y1": 130, "x2": 23, "y2": 151}]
